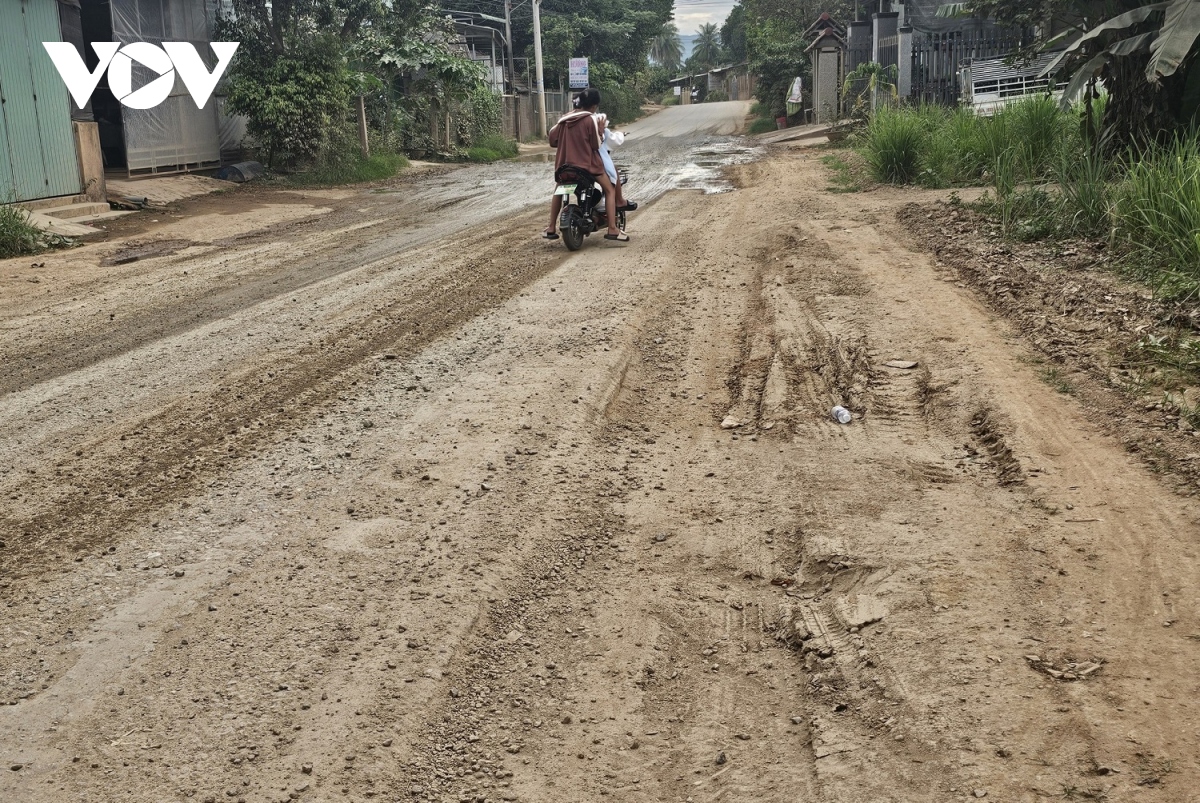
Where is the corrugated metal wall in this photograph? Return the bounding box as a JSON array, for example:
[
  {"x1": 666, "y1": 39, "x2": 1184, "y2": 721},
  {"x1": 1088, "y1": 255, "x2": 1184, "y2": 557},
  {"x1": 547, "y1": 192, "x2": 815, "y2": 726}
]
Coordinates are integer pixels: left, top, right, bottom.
[
  {"x1": 111, "y1": 0, "x2": 222, "y2": 173},
  {"x1": 0, "y1": 0, "x2": 83, "y2": 202}
]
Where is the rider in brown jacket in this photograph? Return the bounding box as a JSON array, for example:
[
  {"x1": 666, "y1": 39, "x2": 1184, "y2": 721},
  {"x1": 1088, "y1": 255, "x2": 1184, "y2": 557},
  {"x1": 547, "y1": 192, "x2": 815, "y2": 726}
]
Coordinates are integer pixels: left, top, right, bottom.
[{"x1": 543, "y1": 88, "x2": 628, "y2": 242}]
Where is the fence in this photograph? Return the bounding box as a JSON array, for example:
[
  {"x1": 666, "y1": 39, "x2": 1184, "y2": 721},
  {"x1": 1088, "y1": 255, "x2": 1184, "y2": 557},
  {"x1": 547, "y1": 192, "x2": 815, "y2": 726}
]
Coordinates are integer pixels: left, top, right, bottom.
[
  {"x1": 876, "y1": 34, "x2": 899, "y2": 71},
  {"x1": 909, "y1": 29, "x2": 1028, "y2": 106},
  {"x1": 501, "y1": 91, "x2": 570, "y2": 141}
]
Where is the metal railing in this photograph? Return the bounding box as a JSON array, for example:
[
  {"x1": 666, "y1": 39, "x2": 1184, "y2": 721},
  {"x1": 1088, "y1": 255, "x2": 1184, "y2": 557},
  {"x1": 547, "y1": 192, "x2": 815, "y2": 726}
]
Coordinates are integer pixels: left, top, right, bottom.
[{"x1": 909, "y1": 29, "x2": 1027, "y2": 105}]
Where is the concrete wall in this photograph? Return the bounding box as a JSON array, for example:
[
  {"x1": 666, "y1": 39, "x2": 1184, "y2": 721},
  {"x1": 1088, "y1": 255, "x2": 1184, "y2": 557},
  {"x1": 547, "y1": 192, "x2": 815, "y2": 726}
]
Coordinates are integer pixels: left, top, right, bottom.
[
  {"x1": 815, "y1": 49, "x2": 841, "y2": 123},
  {"x1": 74, "y1": 123, "x2": 107, "y2": 203}
]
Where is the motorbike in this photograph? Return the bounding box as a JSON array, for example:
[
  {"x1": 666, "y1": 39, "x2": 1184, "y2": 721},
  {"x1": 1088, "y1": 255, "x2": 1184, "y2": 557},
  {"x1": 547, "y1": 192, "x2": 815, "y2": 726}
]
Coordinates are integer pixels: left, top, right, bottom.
[{"x1": 553, "y1": 164, "x2": 631, "y2": 251}]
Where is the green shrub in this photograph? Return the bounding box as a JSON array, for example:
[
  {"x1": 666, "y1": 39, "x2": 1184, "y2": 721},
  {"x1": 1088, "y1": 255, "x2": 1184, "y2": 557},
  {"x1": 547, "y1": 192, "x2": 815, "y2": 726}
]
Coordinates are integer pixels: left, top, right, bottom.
[
  {"x1": 1056, "y1": 146, "x2": 1112, "y2": 237},
  {"x1": 466, "y1": 147, "x2": 500, "y2": 162},
  {"x1": 291, "y1": 151, "x2": 408, "y2": 185},
  {"x1": 750, "y1": 101, "x2": 772, "y2": 118},
  {"x1": 466, "y1": 85, "x2": 504, "y2": 144},
  {"x1": 222, "y1": 34, "x2": 353, "y2": 167},
  {"x1": 863, "y1": 107, "x2": 924, "y2": 183},
  {"x1": 661, "y1": 92, "x2": 679, "y2": 106},
  {"x1": 0, "y1": 205, "x2": 54, "y2": 258},
  {"x1": 1113, "y1": 135, "x2": 1200, "y2": 297},
  {"x1": 465, "y1": 134, "x2": 518, "y2": 162},
  {"x1": 748, "y1": 117, "x2": 777, "y2": 135},
  {"x1": 1007, "y1": 95, "x2": 1067, "y2": 179},
  {"x1": 704, "y1": 89, "x2": 729, "y2": 103}
]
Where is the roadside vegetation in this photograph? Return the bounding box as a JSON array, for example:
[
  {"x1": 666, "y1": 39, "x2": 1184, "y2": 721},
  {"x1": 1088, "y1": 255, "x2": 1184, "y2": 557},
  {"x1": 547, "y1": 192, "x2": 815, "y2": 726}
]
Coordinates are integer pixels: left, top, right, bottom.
[
  {"x1": 216, "y1": 0, "x2": 674, "y2": 177},
  {"x1": 856, "y1": 96, "x2": 1200, "y2": 304},
  {"x1": 0, "y1": 205, "x2": 70, "y2": 259},
  {"x1": 746, "y1": 102, "x2": 778, "y2": 134}
]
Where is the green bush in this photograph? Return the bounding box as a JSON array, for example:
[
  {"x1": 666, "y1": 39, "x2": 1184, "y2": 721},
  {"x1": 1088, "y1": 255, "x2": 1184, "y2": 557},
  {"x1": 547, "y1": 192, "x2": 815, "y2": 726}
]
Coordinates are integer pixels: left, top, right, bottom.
[
  {"x1": 750, "y1": 101, "x2": 772, "y2": 118},
  {"x1": 704, "y1": 89, "x2": 729, "y2": 103},
  {"x1": 1056, "y1": 146, "x2": 1112, "y2": 237},
  {"x1": 661, "y1": 92, "x2": 680, "y2": 106},
  {"x1": 1114, "y1": 135, "x2": 1200, "y2": 297},
  {"x1": 223, "y1": 34, "x2": 352, "y2": 167},
  {"x1": 291, "y1": 151, "x2": 408, "y2": 186},
  {"x1": 0, "y1": 205, "x2": 53, "y2": 258},
  {"x1": 1007, "y1": 95, "x2": 1067, "y2": 179},
  {"x1": 862, "y1": 107, "x2": 925, "y2": 183},
  {"x1": 466, "y1": 85, "x2": 504, "y2": 144},
  {"x1": 465, "y1": 134, "x2": 518, "y2": 162},
  {"x1": 748, "y1": 117, "x2": 777, "y2": 135}
]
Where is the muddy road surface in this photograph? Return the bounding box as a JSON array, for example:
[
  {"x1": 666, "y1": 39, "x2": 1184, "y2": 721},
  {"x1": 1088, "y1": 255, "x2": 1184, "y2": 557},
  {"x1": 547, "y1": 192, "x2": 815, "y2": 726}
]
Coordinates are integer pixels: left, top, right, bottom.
[{"x1": 2, "y1": 105, "x2": 1199, "y2": 803}]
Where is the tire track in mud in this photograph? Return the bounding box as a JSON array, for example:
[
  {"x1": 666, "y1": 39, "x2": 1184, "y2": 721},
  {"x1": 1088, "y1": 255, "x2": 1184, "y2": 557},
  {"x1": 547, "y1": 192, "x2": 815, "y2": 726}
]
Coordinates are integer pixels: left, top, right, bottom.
[
  {"x1": 0, "y1": 210, "x2": 569, "y2": 582},
  {"x1": 1, "y1": 199, "x2": 491, "y2": 397}
]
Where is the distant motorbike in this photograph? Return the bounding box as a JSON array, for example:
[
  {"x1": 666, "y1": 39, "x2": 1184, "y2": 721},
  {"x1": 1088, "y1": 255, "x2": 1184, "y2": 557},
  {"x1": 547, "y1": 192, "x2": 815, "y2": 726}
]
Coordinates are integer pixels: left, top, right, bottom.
[{"x1": 553, "y1": 165, "x2": 631, "y2": 251}]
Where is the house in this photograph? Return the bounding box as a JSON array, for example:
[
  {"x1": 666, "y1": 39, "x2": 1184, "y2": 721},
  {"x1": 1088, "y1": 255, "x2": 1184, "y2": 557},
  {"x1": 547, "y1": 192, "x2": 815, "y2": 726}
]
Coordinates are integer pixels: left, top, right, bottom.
[
  {"x1": 804, "y1": 1, "x2": 1034, "y2": 118},
  {"x1": 1, "y1": 0, "x2": 242, "y2": 212},
  {"x1": 1, "y1": 0, "x2": 102, "y2": 205},
  {"x1": 76, "y1": 0, "x2": 243, "y2": 176}
]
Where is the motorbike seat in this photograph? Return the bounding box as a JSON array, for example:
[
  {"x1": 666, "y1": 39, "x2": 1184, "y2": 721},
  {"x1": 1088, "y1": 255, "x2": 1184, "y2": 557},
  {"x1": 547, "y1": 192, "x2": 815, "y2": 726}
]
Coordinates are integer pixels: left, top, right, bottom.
[{"x1": 555, "y1": 165, "x2": 598, "y2": 185}]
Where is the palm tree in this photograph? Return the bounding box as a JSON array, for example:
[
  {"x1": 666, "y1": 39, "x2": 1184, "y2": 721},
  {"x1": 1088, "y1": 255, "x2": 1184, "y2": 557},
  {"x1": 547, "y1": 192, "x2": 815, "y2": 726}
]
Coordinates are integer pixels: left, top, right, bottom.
[
  {"x1": 650, "y1": 22, "x2": 684, "y2": 71},
  {"x1": 692, "y1": 22, "x2": 724, "y2": 70}
]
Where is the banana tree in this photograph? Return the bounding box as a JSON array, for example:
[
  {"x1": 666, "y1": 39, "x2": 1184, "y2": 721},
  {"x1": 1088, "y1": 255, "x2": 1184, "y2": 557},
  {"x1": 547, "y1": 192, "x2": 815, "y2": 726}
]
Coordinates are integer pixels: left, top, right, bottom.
[
  {"x1": 1040, "y1": 0, "x2": 1200, "y2": 147},
  {"x1": 842, "y1": 61, "x2": 898, "y2": 117}
]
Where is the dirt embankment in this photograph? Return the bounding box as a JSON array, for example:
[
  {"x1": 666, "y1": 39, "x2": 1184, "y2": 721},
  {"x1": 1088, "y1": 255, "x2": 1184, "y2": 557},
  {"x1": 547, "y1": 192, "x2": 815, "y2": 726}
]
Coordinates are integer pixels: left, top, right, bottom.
[
  {"x1": 902, "y1": 202, "x2": 1200, "y2": 492},
  {"x1": 0, "y1": 138, "x2": 1198, "y2": 803}
]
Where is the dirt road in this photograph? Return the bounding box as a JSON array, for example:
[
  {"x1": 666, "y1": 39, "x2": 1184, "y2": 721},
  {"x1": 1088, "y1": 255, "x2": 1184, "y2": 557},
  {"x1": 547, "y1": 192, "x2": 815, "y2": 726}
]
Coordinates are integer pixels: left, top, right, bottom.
[{"x1": 2, "y1": 105, "x2": 1199, "y2": 803}]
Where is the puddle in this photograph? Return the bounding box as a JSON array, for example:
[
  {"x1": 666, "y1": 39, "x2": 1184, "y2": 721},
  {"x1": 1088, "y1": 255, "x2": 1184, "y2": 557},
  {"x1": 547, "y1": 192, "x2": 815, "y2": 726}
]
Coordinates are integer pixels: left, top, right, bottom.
[
  {"x1": 671, "y1": 139, "x2": 763, "y2": 194},
  {"x1": 516, "y1": 152, "x2": 555, "y2": 163}
]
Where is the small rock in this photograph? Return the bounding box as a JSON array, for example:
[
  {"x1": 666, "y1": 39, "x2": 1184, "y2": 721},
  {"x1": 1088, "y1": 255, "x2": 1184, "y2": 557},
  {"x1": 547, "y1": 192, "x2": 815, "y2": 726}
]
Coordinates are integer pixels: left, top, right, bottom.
[
  {"x1": 790, "y1": 716, "x2": 803, "y2": 725},
  {"x1": 973, "y1": 790, "x2": 987, "y2": 799},
  {"x1": 208, "y1": 604, "x2": 218, "y2": 612},
  {"x1": 720, "y1": 416, "x2": 743, "y2": 430},
  {"x1": 10, "y1": 764, "x2": 22, "y2": 771},
  {"x1": 653, "y1": 533, "x2": 668, "y2": 543},
  {"x1": 715, "y1": 751, "x2": 727, "y2": 765},
  {"x1": 382, "y1": 739, "x2": 393, "y2": 747},
  {"x1": 301, "y1": 763, "x2": 313, "y2": 775},
  {"x1": 173, "y1": 569, "x2": 185, "y2": 578},
  {"x1": 410, "y1": 785, "x2": 424, "y2": 796}
]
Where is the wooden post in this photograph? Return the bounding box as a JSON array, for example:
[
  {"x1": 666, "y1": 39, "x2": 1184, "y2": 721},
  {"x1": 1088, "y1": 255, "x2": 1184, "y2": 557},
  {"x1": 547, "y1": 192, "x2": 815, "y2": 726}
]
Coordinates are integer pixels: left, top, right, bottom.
[{"x1": 356, "y1": 95, "x2": 370, "y2": 157}]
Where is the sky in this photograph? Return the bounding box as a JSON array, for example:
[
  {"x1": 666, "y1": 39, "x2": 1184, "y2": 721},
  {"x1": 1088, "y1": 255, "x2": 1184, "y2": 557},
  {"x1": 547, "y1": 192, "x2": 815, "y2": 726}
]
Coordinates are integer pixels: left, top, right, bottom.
[{"x1": 673, "y1": 0, "x2": 738, "y2": 34}]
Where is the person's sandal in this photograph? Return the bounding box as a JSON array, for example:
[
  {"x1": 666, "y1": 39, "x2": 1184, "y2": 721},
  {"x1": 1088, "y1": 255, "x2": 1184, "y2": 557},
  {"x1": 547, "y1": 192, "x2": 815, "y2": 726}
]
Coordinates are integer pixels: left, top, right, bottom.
[
  {"x1": 618, "y1": 201, "x2": 638, "y2": 211},
  {"x1": 542, "y1": 230, "x2": 560, "y2": 240},
  {"x1": 603, "y1": 232, "x2": 630, "y2": 242}
]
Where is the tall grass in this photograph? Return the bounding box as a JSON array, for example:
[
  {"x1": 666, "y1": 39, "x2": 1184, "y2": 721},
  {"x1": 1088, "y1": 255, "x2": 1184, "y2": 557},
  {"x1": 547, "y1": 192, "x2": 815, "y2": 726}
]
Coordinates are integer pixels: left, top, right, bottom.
[
  {"x1": 466, "y1": 134, "x2": 519, "y2": 162},
  {"x1": 291, "y1": 152, "x2": 408, "y2": 186},
  {"x1": 0, "y1": 205, "x2": 54, "y2": 258},
  {"x1": 862, "y1": 107, "x2": 925, "y2": 183},
  {"x1": 1007, "y1": 94, "x2": 1065, "y2": 178},
  {"x1": 861, "y1": 96, "x2": 1070, "y2": 188},
  {"x1": 851, "y1": 96, "x2": 1200, "y2": 297},
  {"x1": 1113, "y1": 136, "x2": 1200, "y2": 298}
]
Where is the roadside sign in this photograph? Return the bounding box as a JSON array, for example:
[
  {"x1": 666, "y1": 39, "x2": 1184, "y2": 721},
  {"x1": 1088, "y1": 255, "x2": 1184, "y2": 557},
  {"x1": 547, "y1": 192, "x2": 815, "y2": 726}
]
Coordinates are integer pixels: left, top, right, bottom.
[
  {"x1": 569, "y1": 58, "x2": 589, "y2": 89},
  {"x1": 674, "y1": 85, "x2": 681, "y2": 95}
]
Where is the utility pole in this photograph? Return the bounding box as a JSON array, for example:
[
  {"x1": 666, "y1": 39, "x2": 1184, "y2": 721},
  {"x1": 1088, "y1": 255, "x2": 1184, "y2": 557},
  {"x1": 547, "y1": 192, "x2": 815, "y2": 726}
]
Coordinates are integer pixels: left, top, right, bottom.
[
  {"x1": 531, "y1": 0, "x2": 548, "y2": 137},
  {"x1": 503, "y1": 0, "x2": 518, "y2": 138},
  {"x1": 503, "y1": 0, "x2": 516, "y2": 92}
]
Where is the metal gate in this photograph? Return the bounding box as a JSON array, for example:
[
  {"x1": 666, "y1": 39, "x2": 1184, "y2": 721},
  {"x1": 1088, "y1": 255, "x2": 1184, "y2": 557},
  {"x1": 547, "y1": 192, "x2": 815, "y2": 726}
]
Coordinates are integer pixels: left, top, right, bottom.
[{"x1": 0, "y1": 0, "x2": 82, "y2": 202}]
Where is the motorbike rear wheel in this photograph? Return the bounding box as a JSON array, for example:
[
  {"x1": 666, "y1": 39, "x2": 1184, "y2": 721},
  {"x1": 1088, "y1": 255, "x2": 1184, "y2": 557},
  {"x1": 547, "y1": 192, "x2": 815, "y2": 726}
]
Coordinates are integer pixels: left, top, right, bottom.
[{"x1": 562, "y1": 206, "x2": 585, "y2": 251}]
